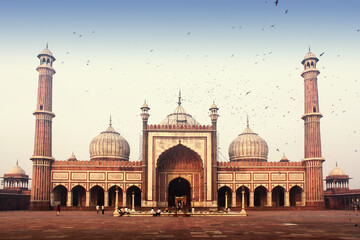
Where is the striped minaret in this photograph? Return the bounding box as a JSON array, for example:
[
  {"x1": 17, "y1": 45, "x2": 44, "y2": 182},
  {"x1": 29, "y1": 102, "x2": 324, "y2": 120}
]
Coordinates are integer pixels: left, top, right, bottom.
[
  {"x1": 301, "y1": 50, "x2": 325, "y2": 207},
  {"x1": 30, "y1": 45, "x2": 56, "y2": 210}
]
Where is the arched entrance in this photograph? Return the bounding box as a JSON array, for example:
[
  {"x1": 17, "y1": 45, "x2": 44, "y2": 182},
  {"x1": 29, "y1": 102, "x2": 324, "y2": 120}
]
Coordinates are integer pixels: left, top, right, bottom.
[
  {"x1": 290, "y1": 186, "x2": 302, "y2": 207},
  {"x1": 126, "y1": 186, "x2": 141, "y2": 208},
  {"x1": 218, "y1": 186, "x2": 232, "y2": 208},
  {"x1": 90, "y1": 186, "x2": 104, "y2": 206},
  {"x1": 254, "y1": 186, "x2": 267, "y2": 206},
  {"x1": 168, "y1": 177, "x2": 191, "y2": 206},
  {"x1": 108, "y1": 186, "x2": 123, "y2": 207},
  {"x1": 272, "y1": 186, "x2": 285, "y2": 207},
  {"x1": 53, "y1": 185, "x2": 67, "y2": 206},
  {"x1": 72, "y1": 185, "x2": 86, "y2": 207},
  {"x1": 156, "y1": 144, "x2": 203, "y2": 206},
  {"x1": 236, "y1": 186, "x2": 250, "y2": 207}
]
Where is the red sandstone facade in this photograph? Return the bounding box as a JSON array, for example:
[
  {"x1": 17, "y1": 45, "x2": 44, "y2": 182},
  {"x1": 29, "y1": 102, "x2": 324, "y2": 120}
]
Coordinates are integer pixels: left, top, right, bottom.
[{"x1": 30, "y1": 47, "x2": 326, "y2": 210}]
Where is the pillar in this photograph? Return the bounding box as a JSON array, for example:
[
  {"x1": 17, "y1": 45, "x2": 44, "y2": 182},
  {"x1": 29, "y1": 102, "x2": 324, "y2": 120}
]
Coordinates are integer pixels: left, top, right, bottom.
[
  {"x1": 232, "y1": 191, "x2": 236, "y2": 207},
  {"x1": 249, "y1": 192, "x2": 254, "y2": 207},
  {"x1": 267, "y1": 191, "x2": 272, "y2": 207},
  {"x1": 113, "y1": 188, "x2": 120, "y2": 217},
  {"x1": 104, "y1": 191, "x2": 109, "y2": 207},
  {"x1": 284, "y1": 191, "x2": 290, "y2": 207},
  {"x1": 86, "y1": 191, "x2": 90, "y2": 207},
  {"x1": 301, "y1": 191, "x2": 306, "y2": 206},
  {"x1": 67, "y1": 191, "x2": 72, "y2": 207},
  {"x1": 225, "y1": 192, "x2": 228, "y2": 209},
  {"x1": 122, "y1": 190, "x2": 127, "y2": 207}
]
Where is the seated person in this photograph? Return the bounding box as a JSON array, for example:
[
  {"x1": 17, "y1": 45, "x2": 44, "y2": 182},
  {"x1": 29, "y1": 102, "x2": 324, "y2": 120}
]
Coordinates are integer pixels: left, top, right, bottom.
[
  {"x1": 156, "y1": 208, "x2": 161, "y2": 216},
  {"x1": 151, "y1": 208, "x2": 155, "y2": 216}
]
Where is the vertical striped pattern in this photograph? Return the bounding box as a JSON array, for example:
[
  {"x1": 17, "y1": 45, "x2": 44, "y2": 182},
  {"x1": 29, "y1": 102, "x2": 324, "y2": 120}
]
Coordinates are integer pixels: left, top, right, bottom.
[
  {"x1": 31, "y1": 50, "x2": 56, "y2": 208},
  {"x1": 301, "y1": 55, "x2": 324, "y2": 206}
]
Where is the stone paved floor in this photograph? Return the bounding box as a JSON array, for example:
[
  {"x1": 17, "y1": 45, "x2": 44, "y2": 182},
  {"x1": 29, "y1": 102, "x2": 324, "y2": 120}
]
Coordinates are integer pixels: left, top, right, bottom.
[{"x1": 0, "y1": 210, "x2": 359, "y2": 239}]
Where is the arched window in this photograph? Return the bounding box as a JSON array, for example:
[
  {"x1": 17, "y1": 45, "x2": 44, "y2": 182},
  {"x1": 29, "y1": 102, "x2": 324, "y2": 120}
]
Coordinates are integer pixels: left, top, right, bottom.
[
  {"x1": 42, "y1": 58, "x2": 46, "y2": 64},
  {"x1": 311, "y1": 61, "x2": 314, "y2": 68},
  {"x1": 47, "y1": 59, "x2": 50, "y2": 65},
  {"x1": 313, "y1": 106, "x2": 316, "y2": 112},
  {"x1": 306, "y1": 62, "x2": 310, "y2": 69}
]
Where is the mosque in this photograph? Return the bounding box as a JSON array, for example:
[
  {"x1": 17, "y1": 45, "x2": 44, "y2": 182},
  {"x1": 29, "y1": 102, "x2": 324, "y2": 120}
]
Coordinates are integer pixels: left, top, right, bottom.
[{"x1": 26, "y1": 46, "x2": 343, "y2": 211}]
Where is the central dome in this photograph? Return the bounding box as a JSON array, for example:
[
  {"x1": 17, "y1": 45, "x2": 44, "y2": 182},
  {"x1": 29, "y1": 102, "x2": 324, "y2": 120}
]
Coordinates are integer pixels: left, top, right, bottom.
[
  {"x1": 89, "y1": 122, "x2": 130, "y2": 160},
  {"x1": 160, "y1": 92, "x2": 200, "y2": 126},
  {"x1": 228, "y1": 122, "x2": 268, "y2": 162}
]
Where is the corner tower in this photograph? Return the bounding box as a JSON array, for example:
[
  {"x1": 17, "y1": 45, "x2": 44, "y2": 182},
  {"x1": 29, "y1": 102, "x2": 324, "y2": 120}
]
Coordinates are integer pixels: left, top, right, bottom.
[
  {"x1": 30, "y1": 45, "x2": 56, "y2": 210},
  {"x1": 301, "y1": 50, "x2": 325, "y2": 207}
]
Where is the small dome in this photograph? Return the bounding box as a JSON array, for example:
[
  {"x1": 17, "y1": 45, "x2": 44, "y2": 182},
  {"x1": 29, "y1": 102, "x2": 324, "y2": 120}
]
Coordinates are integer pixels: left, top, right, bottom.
[
  {"x1": 229, "y1": 124, "x2": 268, "y2": 162},
  {"x1": 40, "y1": 48, "x2": 53, "y2": 57},
  {"x1": 329, "y1": 165, "x2": 346, "y2": 176},
  {"x1": 304, "y1": 51, "x2": 316, "y2": 59},
  {"x1": 8, "y1": 162, "x2": 26, "y2": 175},
  {"x1": 68, "y1": 152, "x2": 77, "y2": 161},
  {"x1": 89, "y1": 123, "x2": 130, "y2": 160},
  {"x1": 210, "y1": 102, "x2": 218, "y2": 110},
  {"x1": 280, "y1": 153, "x2": 289, "y2": 162},
  {"x1": 141, "y1": 102, "x2": 149, "y2": 109}
]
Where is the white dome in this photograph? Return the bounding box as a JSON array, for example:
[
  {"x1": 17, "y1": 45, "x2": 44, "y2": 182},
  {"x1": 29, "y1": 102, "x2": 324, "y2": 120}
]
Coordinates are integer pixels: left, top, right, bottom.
[
  {"x1": 229, "y1": 125, "x2": 268, "y2": 162},
  {"x1": 8, "y1": 162, "x2": 26, "y2": 175},
  {"x1": 328, "y1": 166, "x2": 346, "y2": 176},
  {"x1": 89, "y1": 124, "x2": 130, "y2": 160}
]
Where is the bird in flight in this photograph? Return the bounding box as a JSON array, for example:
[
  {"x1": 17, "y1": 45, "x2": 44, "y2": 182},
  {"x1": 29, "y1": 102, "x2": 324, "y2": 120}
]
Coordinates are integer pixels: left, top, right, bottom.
[
  {"x1": 149, "y1": 49, "x2": 154, "y2": 52},
  {"x1": 285, "y1": 10, "x2": 288, "y2": 14},
  {"x1": 320, "y1": 52, "x2": 324, "y2": 57},
  {"x1": 187, "y1": 32, "x2": 191, "y2": 35},
  {"x1": 246, "y1": 91, "x2": 251, "y2": 95},
  {"x1": 275, "y1": 0, "x2": 279, "y2": 6}
]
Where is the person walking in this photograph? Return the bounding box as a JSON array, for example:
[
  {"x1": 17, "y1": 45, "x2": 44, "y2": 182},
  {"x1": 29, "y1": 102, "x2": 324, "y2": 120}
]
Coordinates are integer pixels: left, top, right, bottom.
[
  {"x1": 56, "y1": 204, "x2": 61, "y2": 216},
  {"x1": 101, "y1": 205, "x2": 105, "y2": 214},
  {"x1": 96, "y1": 205, "x2": 100, "y2": 214}
]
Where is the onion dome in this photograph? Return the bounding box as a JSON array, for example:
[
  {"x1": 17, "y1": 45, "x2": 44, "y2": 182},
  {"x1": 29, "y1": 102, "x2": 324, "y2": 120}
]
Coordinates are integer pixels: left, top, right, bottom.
[
  {"x1": 280, "y1": 153, "x2": 289, "y2": 162},
  {"x1": 228, "y1": 119, "x2": 268, "y2": 162},
  {"x1": 160, "y1": 91, "x2": 200, "y2": 126},
  {"x1": 89, "y1": 120, "x2": 130, "y2": 160},
  {"x1": 37, "y1": 43, "x2": 55, "y2": 59},
  {"x1": 68, "y1": 152, "x2": 77, "y2": 161},
  {"x1": 8, "y1": 161, "x2": 26, "y2": 175},
  {"x1": 301, "y1": 49, "x2": 318, "y2": 65},
  {"x1": 328, "y1": 163, "x2": 346, "y2": 176}
]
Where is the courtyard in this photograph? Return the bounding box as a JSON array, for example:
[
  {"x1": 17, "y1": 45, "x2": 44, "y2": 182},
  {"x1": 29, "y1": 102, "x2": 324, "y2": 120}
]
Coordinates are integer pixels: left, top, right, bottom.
[{"x1": 0, "y1": 210, "x2": 359, "y2": 239}]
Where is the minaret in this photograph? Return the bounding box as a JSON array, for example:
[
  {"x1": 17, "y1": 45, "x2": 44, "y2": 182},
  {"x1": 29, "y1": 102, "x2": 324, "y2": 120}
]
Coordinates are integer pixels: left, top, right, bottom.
[
  {"x1": 140, "y1": 101, "x2": 150, "y2": 203},
  {"x1": 301, "y1": 50, "x2": 325, "y2": 207},
  {"x1": 209, "y1": 101, "x2": 219, "y2": 204},
  {"x1": 30, "y1": 45, "x2": 56, "y2": 210}
]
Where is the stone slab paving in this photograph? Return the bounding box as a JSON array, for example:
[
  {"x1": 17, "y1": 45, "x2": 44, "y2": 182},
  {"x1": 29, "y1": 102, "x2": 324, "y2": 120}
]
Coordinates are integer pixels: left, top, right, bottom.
[{"x1": 0, "y1": 210, "x2": 359, "y2": 239}]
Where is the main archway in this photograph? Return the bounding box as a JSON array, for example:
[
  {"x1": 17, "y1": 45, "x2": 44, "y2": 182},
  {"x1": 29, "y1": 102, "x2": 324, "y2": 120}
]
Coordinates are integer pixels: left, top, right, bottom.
[
  {"x1": 168, "y1": 177, "x2": 191, "y2": 206},
  {"x1": 156, "y1": 144, "x2": 203, "y2": 206}
]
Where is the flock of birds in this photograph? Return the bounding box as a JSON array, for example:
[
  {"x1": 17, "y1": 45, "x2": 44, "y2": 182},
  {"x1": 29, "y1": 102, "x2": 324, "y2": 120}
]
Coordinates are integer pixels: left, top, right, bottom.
[{"x1": 52, "y1": 0, "x2": 359, "y2": 163}]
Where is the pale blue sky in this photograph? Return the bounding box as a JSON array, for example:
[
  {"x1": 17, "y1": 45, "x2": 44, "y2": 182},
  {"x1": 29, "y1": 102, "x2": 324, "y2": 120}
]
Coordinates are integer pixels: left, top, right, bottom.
[{"x1": 0, "y1": 0, "x2": 359, "y2": 188}]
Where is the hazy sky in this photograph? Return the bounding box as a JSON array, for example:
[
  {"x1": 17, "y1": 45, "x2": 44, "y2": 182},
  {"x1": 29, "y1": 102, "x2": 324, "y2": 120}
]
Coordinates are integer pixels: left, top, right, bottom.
[{"x1": 0, "y1": 0, "x2": 359, "y2": 188}]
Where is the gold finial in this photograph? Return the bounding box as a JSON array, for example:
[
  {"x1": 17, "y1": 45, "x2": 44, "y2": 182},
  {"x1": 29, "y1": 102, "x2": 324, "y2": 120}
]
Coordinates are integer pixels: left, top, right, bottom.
[
  {"x1": 308, "y1": 45, "x2": 311, "y2": 52},
  {"x1": 246, "y1": 115, "x2": 249, "y2": 128},
  {"x1": 336, "y1": 161, "x2": 338, "y2": 167},
  {"x1": 16, "y1": 160, "x2": 18, "y2": 165},
  {"x1": 178, "y1": 89, "x2": 182, "y2": 105},
  {"x1": 46, "y1": 43, "x2": 48, "y2": 49},
  {"x1": 109, "y1": 115, "x2": 112, "y2": 126}
]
